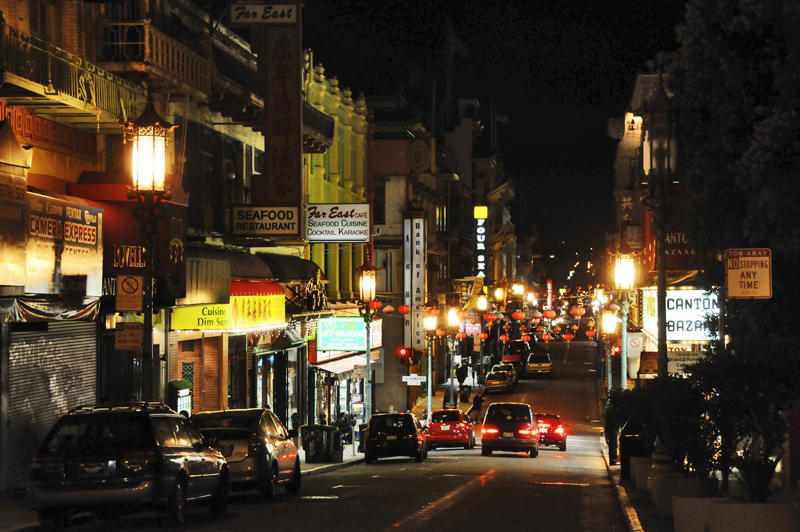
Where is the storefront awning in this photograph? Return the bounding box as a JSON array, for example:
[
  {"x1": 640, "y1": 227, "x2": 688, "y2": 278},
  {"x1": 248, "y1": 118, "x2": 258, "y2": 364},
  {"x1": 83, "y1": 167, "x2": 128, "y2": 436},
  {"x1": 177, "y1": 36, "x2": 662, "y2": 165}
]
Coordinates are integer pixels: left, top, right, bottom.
[
  {"x1": 257, "y1": 253, "x2": 323, "y2": 283},
  {"x1": 312, "y1": 349, "x2": 380, "y2": 376}
]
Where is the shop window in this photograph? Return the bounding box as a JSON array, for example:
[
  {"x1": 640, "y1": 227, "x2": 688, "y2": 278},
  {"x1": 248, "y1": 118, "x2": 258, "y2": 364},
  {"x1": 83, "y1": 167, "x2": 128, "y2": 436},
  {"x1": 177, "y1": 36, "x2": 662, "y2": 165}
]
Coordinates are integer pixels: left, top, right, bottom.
[{"x1": 181, "y1": 361, "x2": 195, "y2": 384}]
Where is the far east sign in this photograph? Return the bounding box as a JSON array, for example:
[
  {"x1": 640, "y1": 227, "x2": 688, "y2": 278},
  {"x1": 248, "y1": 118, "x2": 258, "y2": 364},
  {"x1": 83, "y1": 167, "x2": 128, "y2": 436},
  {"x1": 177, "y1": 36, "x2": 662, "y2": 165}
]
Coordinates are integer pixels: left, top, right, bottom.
[
  {"x1": 725, "y1": 248, "x2": 772, "y2": 299},
  {"x1": 306, "y1": 204, "x2": 370, "y2": 242}
]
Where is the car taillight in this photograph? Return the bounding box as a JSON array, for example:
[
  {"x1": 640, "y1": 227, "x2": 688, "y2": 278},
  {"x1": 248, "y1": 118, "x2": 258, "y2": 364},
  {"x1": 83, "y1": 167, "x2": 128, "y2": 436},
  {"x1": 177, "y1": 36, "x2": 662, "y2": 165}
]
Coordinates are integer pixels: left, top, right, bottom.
[
  {"x1": 249, "y1": 435, "x2": 266, "y2": 455},
  {"x1": 518, "y1": 425, "x2": 538, "y2": 437},
  {"x1": 481, "y1": 426, "x2": 499, "y2": 436},
  {"x1": 555, "y1": 426, "x2": 565, "y2": 435},
  {"x1": 119, "y1": 449, "x2": 161, "y2": 476},
  {"x1": 538, "y1": 423, "x2": 550, "y2": 429}
]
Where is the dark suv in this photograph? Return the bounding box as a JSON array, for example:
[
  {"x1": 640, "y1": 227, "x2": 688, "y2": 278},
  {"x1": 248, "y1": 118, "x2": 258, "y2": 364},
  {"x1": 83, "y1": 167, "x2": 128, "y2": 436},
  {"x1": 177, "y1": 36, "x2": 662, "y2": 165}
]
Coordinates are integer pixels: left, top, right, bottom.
[
  {"x1": 364, "y1": 413, "x2": 428, "y2": 463},
  {"x1": 480, "y1": 402, "x2": 539, "y2": 457},
  {"x1": 28, "y1": 402, "x2": 229, "y2": 526}
]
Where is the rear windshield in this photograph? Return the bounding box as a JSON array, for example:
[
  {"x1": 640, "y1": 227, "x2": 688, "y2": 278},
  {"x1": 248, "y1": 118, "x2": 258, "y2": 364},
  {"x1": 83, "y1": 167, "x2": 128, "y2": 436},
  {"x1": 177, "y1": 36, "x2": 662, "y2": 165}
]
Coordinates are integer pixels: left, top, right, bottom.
[
  {"x1": 41, "y1": 414, "x2": 152, "y2": 456},
  {"x1": 432, "y1": 411, "x2": 460, "y2": 423},
  {"x1": 191, "y1": 414, "x2": 259, "y2": 430},
  {"x1": 529, "y1": 354, "x2": 551, "y2": 363},
  {"x1": 370, "y1": 415, "x2": 414, "y2": 433},
  {"x1": 486, "y1": 372, "x2": 507, "y2": 380},
  {"x1": 485, "y1": 404, "x2": 531, "y2": 425},
  {"x1": 536, "y1": 415, "x2": 560, "y2": 425},
  {"x1": 507, "y1": 341, "x2": 529, "y2": 354}
]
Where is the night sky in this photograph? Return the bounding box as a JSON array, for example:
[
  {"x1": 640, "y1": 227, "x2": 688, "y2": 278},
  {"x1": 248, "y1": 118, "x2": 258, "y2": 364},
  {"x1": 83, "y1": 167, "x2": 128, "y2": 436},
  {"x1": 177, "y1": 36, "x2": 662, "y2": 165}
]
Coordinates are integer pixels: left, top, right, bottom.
[{"x1": 302, "y1": 0, "x2": 687, "y2": 259}]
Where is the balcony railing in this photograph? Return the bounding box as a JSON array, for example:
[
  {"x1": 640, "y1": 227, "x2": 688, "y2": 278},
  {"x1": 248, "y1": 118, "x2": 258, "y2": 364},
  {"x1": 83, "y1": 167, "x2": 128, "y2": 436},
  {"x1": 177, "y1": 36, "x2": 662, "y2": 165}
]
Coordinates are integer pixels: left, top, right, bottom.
[
  {"x1": 0, "y1": 24, "x2": 146, "y2": 129},
  {"x1": 98, "y1": 21, "x2": 212, "y2": 95}
]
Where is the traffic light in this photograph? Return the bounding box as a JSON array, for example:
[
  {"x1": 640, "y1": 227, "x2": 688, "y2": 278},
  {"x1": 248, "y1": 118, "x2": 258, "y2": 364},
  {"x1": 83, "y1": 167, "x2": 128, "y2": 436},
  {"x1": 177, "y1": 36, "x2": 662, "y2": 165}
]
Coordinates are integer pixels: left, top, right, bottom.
[
  {"x1": 612, "y1": 345, "x2": 621, "y2": 355},
  {"x1": 397, "y1": 346, "x2": 410, "y2": 361}
]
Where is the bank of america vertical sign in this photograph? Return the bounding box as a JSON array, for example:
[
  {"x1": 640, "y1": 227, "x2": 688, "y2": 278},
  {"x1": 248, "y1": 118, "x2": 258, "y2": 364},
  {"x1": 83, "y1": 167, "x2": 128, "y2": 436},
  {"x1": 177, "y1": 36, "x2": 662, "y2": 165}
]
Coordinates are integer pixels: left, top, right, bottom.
[{"x1": 404, "y1": 217, "x2": 426, "y2": 349}]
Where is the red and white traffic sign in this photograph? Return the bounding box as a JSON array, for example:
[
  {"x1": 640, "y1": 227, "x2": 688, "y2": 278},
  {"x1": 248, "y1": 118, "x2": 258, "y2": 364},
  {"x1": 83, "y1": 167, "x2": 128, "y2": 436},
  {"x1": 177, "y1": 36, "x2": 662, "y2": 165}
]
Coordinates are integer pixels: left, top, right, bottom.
[{"x1": 725, "y1": 248, "x2": 772, "y2": 299}]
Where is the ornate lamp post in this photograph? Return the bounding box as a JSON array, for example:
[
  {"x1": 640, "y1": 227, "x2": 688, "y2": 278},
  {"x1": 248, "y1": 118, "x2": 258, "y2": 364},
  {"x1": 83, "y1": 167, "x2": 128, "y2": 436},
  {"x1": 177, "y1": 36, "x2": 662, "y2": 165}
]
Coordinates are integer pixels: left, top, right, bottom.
[
  {"x1": 446, "y1": 307, "x2": 461, "y2": 406},
  {"x1": 614, "y1": 254, "x2": 635, "y2": 390},
  {"x1": 124, "y1": 99, "x2": 174, "y2": 401},
  {"x1": 357, "y1": 261, "x2": 379, "y2": 424},
  {"x1": 423, "y1": 313, "x2": 437, "y2": 423}
]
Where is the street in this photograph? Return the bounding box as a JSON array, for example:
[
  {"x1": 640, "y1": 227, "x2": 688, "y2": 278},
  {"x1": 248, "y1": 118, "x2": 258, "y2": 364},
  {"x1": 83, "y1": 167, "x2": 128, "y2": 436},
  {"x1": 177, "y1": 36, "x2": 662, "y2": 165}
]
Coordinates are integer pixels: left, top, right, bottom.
[{"x1": 12, "y1": 341, "x2": 628, "y2": 531}]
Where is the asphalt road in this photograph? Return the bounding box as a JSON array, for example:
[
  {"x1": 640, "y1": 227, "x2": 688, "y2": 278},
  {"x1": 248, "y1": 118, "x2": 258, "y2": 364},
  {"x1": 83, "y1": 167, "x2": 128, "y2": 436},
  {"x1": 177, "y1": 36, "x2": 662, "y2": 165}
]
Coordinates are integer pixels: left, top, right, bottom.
[{"x1": 22, "y1": 341, "x2": 627, "y2": 531}]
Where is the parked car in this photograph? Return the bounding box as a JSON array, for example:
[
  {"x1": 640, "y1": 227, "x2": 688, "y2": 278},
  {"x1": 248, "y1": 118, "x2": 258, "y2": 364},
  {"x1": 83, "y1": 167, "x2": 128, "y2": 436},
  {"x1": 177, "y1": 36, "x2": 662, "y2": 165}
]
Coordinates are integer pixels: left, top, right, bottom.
[
  {"x1": 491, "y1": 362, "x2": 519, "y2": 384},
  {"x1": 527, "y1": 352, "x2": 553, "y2": 378},
  {"x1": 484, "y1": 371, "x2": 513, "y2": 393},
  {"x1": 191, "y1": 408, "x2": 300, "y2": 498},
  {"x1": 480, "y1": 402, "x2": 539, "y2": 457},
  {"x1": 535, "y1": 413, "x2": 568, "y2": 451},
  {"x1": 364, "y1": 413, "x2": 428, "y2": 463},
  {"x1": 28, "y1": 402, "x2": 229, "y2": 526},
  {"x1": 426, "y1": 409, "x2": 475, "y2": 450}
]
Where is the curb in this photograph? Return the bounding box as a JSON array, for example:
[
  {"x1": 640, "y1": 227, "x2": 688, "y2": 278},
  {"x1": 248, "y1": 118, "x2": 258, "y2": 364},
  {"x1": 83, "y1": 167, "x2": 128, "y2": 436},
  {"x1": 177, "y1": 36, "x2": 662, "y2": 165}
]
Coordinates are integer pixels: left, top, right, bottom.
[
  {"x1": 301, "y1": 457, "x2": 364, "y2": 477},
  {"x1": 601, "y1": 440, "x2": 645, "y2": 532}
]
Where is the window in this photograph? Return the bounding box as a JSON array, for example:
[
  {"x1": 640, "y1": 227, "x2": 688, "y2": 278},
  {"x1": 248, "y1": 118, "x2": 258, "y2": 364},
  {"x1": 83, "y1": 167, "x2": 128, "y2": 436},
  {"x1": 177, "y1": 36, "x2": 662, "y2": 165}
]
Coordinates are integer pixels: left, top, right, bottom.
[
  {"x1": 431, "y1": 411, "x2": 460, "y2": 423},
  {"x1": 269, "y1": 412, "x2": 287, "y2": 438},
  {"x1": 152, "y1": 417, "x2": 193, "y2": 448}
]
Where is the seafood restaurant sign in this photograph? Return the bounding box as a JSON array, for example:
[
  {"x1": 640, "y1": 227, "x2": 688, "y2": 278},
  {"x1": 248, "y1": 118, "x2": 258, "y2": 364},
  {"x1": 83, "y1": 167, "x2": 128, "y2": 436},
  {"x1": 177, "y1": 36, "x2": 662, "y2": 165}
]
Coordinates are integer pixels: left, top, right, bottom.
[{"x1": 306, "y1": 204, "x2": 370, "y2": 242}]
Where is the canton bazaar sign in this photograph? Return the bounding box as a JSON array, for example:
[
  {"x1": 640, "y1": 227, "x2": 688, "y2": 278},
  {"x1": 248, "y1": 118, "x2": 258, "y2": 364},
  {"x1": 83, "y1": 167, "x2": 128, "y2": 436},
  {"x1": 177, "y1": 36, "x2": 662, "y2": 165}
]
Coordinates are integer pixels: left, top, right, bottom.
[{"x1": 642, "y1": 289, "x2": 719, "y2": 342}]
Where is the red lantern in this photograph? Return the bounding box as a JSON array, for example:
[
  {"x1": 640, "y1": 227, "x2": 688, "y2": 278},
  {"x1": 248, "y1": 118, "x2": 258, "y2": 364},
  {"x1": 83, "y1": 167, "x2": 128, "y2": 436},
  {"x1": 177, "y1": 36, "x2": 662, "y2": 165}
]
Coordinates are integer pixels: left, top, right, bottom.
[
  {"x1": 536, "y1": 326, "x2": 544, "y2": 334},
  {"x1": 521, "y1": 334, "x2": 531, "y2": 342},
  {"x1": 531, "y1": 310, "x2": 543, "y2": 319},
  {"x1": 571, "y1": 324, "x2": 579, "y2": 332},
  {"x1": 456, "y1": 332, "x2": 467, "y2": 340},
  {"x1": 562, "y1": 332, "x2": 574, "y2": 342},
  {"x1": 553, "y1": 325, "x2": 562, "y2": 334},
  {"x1": 519, "y1": 325, "x2": 528, "y2": 332},
  {"x1": 500, "y1": 334, "x2": 509, "y2": 343},
  {"x1": 512, "y1": 310, "x2": 525, "y2": 321},
  {"x1": 436, "y1": 329, "x2": 446, "y2": 337},
  {"x1": 427, "y1": 307, "x2": 439, "y2": 317},
  {"x1": 502, "y1": 324, "x2": 512, "y2": 331},
  {"x1": 585, "y1": 329, "x2": 597, "y2": 338},
  {"x1": 479, "y1": 332, "x2": 489, "y2": 340},
  {"x1": 483, "y1": 313, "x2": 497, "y2": 322},
  {"x1": 543, "y1": 309, "x2": 556, "y2": 320},
  {"x1": 541, "y1": 333, "x2": 553, "y2": 342},
  {"x1": 369, "y1": 300, "x2": 383, "y2": 310},
  {"x1": 398, "y1": 304, "x2": 412, "y2": 315},
  {"x1": 570, "y1": 306, "x2": 586, "y2": 317},
  {"x1": 457, "y1": 310, "x2": 468, "y2": 321}
]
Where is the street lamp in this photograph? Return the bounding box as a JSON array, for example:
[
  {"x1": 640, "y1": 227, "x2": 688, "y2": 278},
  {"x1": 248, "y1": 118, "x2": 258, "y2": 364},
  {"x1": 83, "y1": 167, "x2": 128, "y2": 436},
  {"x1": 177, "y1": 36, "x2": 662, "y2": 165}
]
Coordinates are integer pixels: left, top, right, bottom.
[
  {"x1": 423, "y1": 313, "x2": 437, "y2": 423},
  {"x1": 601, "y1": 308, "x2": 618, "y2": 393},
  {"x1": 614, "y1": 255, "x2": 635, "y2": 390},
  {"x1": 357, "y1": 260, "x2": 379, "y2": 424},
  {"x1": 494, "y1": 286, "x2": 505, "y2": 307},
  {"x1": 124, "y1": 98, "x2": 174, "y2": 401}
]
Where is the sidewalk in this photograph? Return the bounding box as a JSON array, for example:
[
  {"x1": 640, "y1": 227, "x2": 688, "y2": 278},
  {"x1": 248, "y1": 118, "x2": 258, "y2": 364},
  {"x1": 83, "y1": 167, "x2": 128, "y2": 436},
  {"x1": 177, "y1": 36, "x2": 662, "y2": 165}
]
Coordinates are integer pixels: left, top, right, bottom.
[{"x1": 0, "y1": 443, "x2": 363, "y2": 532}]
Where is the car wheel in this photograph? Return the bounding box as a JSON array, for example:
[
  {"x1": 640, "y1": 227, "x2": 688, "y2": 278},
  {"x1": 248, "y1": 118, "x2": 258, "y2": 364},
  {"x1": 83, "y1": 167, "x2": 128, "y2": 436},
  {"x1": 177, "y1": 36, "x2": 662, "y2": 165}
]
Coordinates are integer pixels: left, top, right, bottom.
[
  {"x1": 365, "y1": 451, "x2": 376, "y2": 464},
  {"x1": 469, "y1": 435, "x2": 476, "y2": 449},
  {"x1": 415, "y1": 449, "x2": 423, "y2": 462},
  {"x1": 168, "y1": 479, "x2": 186, "y2": 526},
  {"x1": 261, "y1": 462, "x2": 280, "y2": 500},
  {"x1": 286, "y1": 459, "x2": 302, "y2": 494},
  {"x1": 481, "y1": 447, "x2": 492, "y2": 456},
  {"x1": 559, "y1": 442, "x2": 567, "y2": 452},
  {"x1": 530, "y1": 446, "x2": 539, "y2": 458},
  {"x1": 210, "y1": 469, "x2": 229, "y2": 515}
]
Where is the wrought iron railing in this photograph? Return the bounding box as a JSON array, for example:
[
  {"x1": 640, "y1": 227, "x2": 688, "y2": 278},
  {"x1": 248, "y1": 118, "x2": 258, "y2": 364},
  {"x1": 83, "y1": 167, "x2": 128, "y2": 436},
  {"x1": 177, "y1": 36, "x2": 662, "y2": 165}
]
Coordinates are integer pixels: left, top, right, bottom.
[
  {"x1": 98, "y1": 21, "x2": 212, "y2": 95},
  {"x1": 0, "y1": 23, "x2": 146, "y2": 123}
]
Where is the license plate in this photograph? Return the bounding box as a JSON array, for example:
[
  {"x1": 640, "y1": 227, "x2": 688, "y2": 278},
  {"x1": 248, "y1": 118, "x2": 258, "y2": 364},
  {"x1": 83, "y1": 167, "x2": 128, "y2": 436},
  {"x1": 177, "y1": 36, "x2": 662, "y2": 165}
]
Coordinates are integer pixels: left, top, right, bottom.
[
  {"x1": 80, "y1": 462, "x2": 109, "y2": 477},
  {"x1": 503, "y1": 432, "x2": 513, "y2": 438},
  {"x1": 441, "y1": 424, "x2": 450, "y2": 431},
  {"x1": 386, "y1": 435, "x2": 397, "y2": 440}
]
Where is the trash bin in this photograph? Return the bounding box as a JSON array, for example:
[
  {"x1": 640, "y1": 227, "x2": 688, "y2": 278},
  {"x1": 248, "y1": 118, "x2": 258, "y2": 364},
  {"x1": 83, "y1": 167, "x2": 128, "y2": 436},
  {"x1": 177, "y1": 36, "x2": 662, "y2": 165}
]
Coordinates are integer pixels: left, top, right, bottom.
[
  {"x1": 459, "y1": 384, "x2": 472, "y2": 403},
  {"x1": 619, "y1": 423, "x2": 649, "y2": 480},
  {"x1": 301, "y1": 425, "x2": 343, "y2": 463}
]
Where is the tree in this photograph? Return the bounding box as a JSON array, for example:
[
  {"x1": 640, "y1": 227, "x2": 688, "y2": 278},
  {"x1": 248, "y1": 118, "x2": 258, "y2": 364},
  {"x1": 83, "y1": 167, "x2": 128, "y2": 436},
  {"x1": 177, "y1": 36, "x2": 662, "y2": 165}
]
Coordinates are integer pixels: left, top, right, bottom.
[{"x1": 669, "y1": 0, "x2": 800, "y2": 502}]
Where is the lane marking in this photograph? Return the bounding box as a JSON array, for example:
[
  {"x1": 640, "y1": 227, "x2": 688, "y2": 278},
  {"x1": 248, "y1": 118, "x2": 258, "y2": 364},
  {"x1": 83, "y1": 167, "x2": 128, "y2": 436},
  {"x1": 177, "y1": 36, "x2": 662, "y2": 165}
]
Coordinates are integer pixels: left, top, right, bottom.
[
  {"x1": 331, "y1": 484, "x2": 363, "y2": 489},
  {"x1": 300, "y1": 495, "x2": 339, "y2": 500},
  {"x1": 532, "y1": 481, "x2": 590, "y2": 487}
]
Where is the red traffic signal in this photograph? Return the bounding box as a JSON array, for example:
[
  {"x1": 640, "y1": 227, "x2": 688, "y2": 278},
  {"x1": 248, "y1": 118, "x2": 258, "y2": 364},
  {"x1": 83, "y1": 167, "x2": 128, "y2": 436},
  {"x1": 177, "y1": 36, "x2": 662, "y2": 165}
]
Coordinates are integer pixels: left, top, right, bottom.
[
  {"x1": 397, "y1": 346, "x2": 410, "y2": 360},
  {"x1": 613, "y1": 345, "x2": 621, "y2": 355}
]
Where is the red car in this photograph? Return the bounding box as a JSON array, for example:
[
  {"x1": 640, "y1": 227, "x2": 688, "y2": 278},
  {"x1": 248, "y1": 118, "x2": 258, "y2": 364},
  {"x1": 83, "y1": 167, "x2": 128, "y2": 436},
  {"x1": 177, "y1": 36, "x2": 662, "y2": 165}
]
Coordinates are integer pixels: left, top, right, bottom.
[
  {"x1": 535, "y1": 413, "x2": 567, "y2": 451},
  {"x1": 426, "y1": 409, "x2": 475, "y2": 450}
]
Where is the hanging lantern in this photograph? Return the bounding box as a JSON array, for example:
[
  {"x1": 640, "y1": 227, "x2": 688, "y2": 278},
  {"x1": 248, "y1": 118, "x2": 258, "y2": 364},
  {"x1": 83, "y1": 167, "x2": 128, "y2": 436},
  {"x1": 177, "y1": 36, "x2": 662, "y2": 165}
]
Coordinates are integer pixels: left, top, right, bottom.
[
  {"x1": 479, "y1": 332, "x2": 489, "y2": 340},
  {"x1": 585, "y1": 329, "x2": 597, "y2": 338},
  {"x1": 502, "y1": 324, "x2": 512, "y2": 331},
  {"x1": 436, "y1": 329, "x2": 446, "y2": 337},
  {"x1": 456, "y1": 332, "x2": 467, "y2": 340},
  {"x1": 543, "y1": 309, "x2": 556, "y2": 320},
  {"x1": 398, "y1": 304, "x2": 412, "y2": 315},
  {"x1": 570, "y1": 306, "x2": 586, "y2": 317},
  {"x1": 521, "y1": 334, "x2": 531, "y2": 342},
  {"x1": 427, "y1": 307, "x2": 439, "y2": 317},
  {"x1": 571, "y1": 324, "x2": 579, "y2": 332},
  {"x1": 531, "y1": 310, "x2": 543, "y2": 320},
  {"x1": 542, "y1": 332, "x2": 552, "y2": 343},
  {"x1": 553, "y1": 325, "x2": 561, "y2": 334},
  {"x1": 519, "y1": 325, "x2": 528, "y2": 333},
  {"x1": 368, "y1": 299, "x2": 383, "y2": 310},
  {"x1": 457, "y1": 310, "x2": 468, "y2": 322},
  {"x1": 512, "y1": 310, "x2": 525, "y2": 321},
  {"x1": 483, "y1": 313, "x2": 497, "y2": 323},
  {"x1": 562, "y1": 332, "x2": 574, "y2": 342},
  {"x1": 536, "y1": 326, "x2": 544, "y2": 334},
  {"x1": 500, "y1": 334, "x2": 509, "y2": 343}
]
